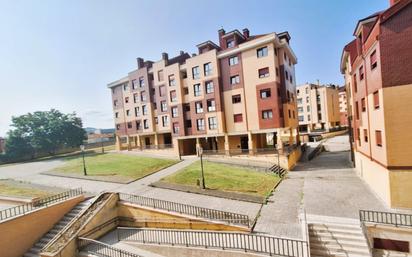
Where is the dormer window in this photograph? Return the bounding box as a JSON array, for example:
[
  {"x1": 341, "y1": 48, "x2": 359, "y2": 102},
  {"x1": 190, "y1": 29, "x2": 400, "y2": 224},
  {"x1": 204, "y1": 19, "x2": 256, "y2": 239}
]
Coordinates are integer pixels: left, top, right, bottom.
[{"x1": 226, "y1": 39, "x2": 235, "y2": 48}]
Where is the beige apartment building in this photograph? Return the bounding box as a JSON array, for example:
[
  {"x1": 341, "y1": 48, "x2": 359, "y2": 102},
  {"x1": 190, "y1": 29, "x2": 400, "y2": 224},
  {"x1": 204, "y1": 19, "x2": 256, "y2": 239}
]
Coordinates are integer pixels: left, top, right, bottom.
[
  {"x1": 341, "y1": 0, "x2": 412, "y2": 209},
  {"x1": 338, "y1": 86, "x2": 349, "y2": 127},
  {"x1": 108, "y1": 28, "x2": 299, "y2": 156},
  {"x1": 296, "y1": 83, "x2": 340, "y2": 132}
]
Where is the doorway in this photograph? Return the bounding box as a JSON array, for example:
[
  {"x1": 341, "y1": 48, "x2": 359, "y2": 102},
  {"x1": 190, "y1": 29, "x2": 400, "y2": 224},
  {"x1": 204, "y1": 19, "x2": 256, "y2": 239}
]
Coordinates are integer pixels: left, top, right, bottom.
[{"x1": 240, "y1": 136, "x2": 249, "y2": 153}]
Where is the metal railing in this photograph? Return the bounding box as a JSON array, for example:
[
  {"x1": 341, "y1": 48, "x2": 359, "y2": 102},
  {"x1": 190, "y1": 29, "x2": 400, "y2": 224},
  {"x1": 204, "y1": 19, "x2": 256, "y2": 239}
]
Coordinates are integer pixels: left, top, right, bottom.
[
  {"x1": 117, "y1": 227, "x2": 310, "y2": 257},
  {"x1": 78, "y1": 237, "x2": 142, "y2": 257},
  {"x1": 118, "y1": 193, "x2": 251, "y2": 227},
  {"x1": 0, "y1": 188, "x2": 83, "y2": 222},
  {"x1": 359, "y1": 210, "x2": 412, "y2": 227}
]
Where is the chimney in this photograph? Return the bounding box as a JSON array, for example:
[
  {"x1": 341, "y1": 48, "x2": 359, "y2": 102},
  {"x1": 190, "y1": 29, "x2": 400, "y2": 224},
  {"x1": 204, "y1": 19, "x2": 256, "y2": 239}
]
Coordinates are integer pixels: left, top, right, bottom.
[
  {"x1": 218, "y1": 28, "x2": 226, "y2": 48},
  {"x1": 137, "y1": 57, "x2": 144, "y2": 69},
  {"x1": 389, "y1": 0, "x2": 400, "y2": 6},
  {"x1": 242, "y1": 28, "x2": 250, "y2": 38},
  {"x1": 162, "y1": 52, "x2": 168, "y2": 65}
]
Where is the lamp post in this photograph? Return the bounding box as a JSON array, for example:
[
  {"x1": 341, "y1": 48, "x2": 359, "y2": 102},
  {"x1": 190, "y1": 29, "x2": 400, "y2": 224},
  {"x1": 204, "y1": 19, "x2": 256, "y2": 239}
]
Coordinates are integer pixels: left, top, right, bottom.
[
  {"x1": 197, "y1": 147, "x2": 205, "y2": 189},
  {"x1": 80, "y1": 145, "x2": 87, "y2": 176}
]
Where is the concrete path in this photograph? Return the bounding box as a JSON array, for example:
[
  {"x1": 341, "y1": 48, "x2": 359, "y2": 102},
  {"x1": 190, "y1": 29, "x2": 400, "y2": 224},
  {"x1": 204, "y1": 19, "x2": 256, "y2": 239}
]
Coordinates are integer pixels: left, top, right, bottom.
[
  {"x1": 0, "y1": 154, "x2": 261, "y2": 219},
  {"x1": 254, "y1": 135, "x2": 388, "y2": 238}
]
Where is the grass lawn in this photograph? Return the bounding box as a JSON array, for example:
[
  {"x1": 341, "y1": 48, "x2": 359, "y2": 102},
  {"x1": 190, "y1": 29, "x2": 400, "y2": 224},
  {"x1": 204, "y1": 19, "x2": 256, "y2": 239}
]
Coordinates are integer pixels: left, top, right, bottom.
[
  {"x1": 0, "y1": 180, "x2": 53, "y2": 198},
  {"x1": 160, "y1": 161, "x2": 281, "y2": 197},
  {"x1": 52, "y1": 152, "x2": 179, "y2": 182}
]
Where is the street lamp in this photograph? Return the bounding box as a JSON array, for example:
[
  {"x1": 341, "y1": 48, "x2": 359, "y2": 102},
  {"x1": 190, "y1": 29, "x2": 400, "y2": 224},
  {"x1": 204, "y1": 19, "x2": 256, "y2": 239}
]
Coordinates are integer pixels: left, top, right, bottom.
[
  {"x1": 197, "y1": 146, "x2": 206, "y2": 189},
  {"x1": 80, "y1": 145, "x2": 87, "y2": 176}
]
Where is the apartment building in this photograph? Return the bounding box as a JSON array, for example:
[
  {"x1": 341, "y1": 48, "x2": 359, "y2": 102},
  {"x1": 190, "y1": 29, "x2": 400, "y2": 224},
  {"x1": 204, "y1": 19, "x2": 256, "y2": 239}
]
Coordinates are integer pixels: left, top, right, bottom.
[
  {"x1": 340, "y1": 0, "x2": 412, "y2": 209},
  {"x1": 296, "y1": 83, "x2": 340, "y2": 132},
  {"x1": 108, "y1": 28, "x2": 299, "y2": 156},
  {"x1": 338, "y1": 86, "x2": 349, "y2": 127}
]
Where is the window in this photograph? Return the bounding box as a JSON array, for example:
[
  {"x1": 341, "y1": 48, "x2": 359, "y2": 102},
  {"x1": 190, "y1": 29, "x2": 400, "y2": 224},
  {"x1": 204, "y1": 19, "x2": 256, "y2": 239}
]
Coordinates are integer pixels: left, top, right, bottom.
[
  {"x1": 370, "y1": 50, "x2": 377, "y2": 70},
  {"x1": 297, "y1": 107, "x2": 303, "y2": 113},
  {"x1": 361, "y1": 98, "x2": 366, "y2": 112},
  {"x1": 160, "y1": 100, "x2": 167, "y2": 112},
  {"x1": 257, "y1": 46, "x2": 268, "y2": 58},
  {"x1": 155, "y1": 117, "x2": 159, "y2": 125},
  {"x1": 373, "y1": 91, "x2": 379, "y2": 109},
  {"x1": 376, "y1": 130, "x2": 382, "y2": 147},
  {"x1": 230, "y1": 75, "x2": 240, "y2": 85},
  {"x1": 183, "y1": 104, "x2": 190, "y2": 112},
  {"x1": 136, "y1": 121, "x2": 141, "y2": 130},
  {"x1": 284, "y1": 52, "x2": 287, "y2": 61},
  {"x1": 204, "y1": 62, "x2": 212, "y2": 76},
  {"x1": 159, "y1": 86, "x2": 166, "y2": 97},
  {"x1": 185, "y1": 120, "x2": 192, "y2": 128},
  {"x1": 158, "y1": 70, "x2": 164, "y2": 81},
  {"x1": 142, "y1": 105, "x2": 147, "y2": 115},
  {"x1": 260, "y1": 89, "x2": 271, "y2": 99},
  {"x1": 290, "y1": 74, "x2": 293, "y2": 83},
  {"x1": 285, "y1": 70, "x2": 289, "y2": 80},
  {"x1": 125, "y1": 97, "x2": 129, "y2": 103},
  {"x1": 171, "y1": 106, "x2": 178, "y2": 118},
  {"x1": 274, "y1": 48, "x2": 278, "y2": 56},
  {"x1": 208, "y1": 117, "x2": 217, "y2": 130},
  {"x1": 135, "y1": 107, "x2": 139, "y2": 116},
  {"x1": 359, "y1": 66, "x2": 364, "y2": 80},
  {"x1": 276, "y1": 67, "x2": 279, "y2": 77},
  {"x1": 183, "y1": 87, "x2": 189, "y2": 95},
  {"x1": 297, "y1": 98, "x2": 302, "y2": 104},
  {"x1": 262, "y1": 110, "x2": 273, "y2": 119},
  {"x1": 306, "y1": 96, "x2": 309, "y2": 103},
  {"x1": 207, "y1": 99, "x2": 216, "y2": 112},
  {"x1": 364, "y1": 129, "x2": 368, "y2": 142},
  {"x1": 132, "y1": 79, "x2": 138, "y2": 89},
  {"x1": 195, "y1": 102, "x2": 203, "y2": 113},
  {"x1": 115, "y1": 112, "x2": 119, "y2": 118},
  {"x1": 127, "y1": 122, "x2": 132, "y2": 129},
  {"x1": 168, "y1": 75, "x2": 176, "y2": 86},
  {"x1": 139, "y1": 77, "x2": 145, "y2": 87},
  {"x1": 143, "y1": 119, "x2": 149, "y2": 129},
  {"x1": 229, "y1": 56, "x2": 239, "y2": 66},
  {"x1": 205, "y1": 81, "x2": 214, "y2": 94},
  {"x1": 226, "y1": 39, "x2": 235, "y2": 48},
  {"x1": 355, "y1": 101, "x2": 359, "y2": 120},
  {"x1": 113, "y1": 100, "x2": 118, "y2": 106},
  {"x1": 258, "y1": 67, "x2": 270, "y2": 78},
  {"x1": 173, "y1": 122, "x2": 179, "y2": 134},
  {"x1": 116, "y1": 124, "x2": 120, "y2": 130},
  {"x1": 196, "y1": 119, "x2": 205, "y2": 131},
  {"x1": 162, "y1": 116, "x2": 169, "y2": 127},
  {"x1": 192, "y1": 66, "x2": 200, "y2": 79},
  {"x1": 140, "y1": 91, "x2": 147, "y2": 101},
  {"x1": 170, "y1": 90, "x2": 177, "y2": 102},
  {"x1": 232, "y1": 94, "x2": 241, "y2": 103},
  {"x1": 133, "y1": 93, "x2": 138, "y2": 103},
  {"x1": 307, "y1": 106, "x2": 310, "y2": 112},
  {"x1": 298, "y1": 115, "x2": 304, "y2": 122},
  {"x1": 234, "y1": 114, "x2": 243, "y2": 123},
  {"x1": 353, "y1": 74, "x2": 358, "y2": 93},
  {"x1": 193, "y1": 84, "x2": 201, "y2": 96},
  {"x1": 123, "y1": 84, "x2": 129, "y2": 91},
  {"x1": 307, "y1": 115, "x2": 311, "y2": 121},
  {"x1": 357, "y1": 128, "x2": 361, "y2": 145}
]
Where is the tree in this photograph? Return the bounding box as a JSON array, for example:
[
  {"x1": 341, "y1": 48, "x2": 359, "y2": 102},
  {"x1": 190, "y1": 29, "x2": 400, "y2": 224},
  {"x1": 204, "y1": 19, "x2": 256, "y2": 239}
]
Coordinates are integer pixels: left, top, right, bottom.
[{"x1": 5, "y1": 109, "x2": 86, "y2": 160}]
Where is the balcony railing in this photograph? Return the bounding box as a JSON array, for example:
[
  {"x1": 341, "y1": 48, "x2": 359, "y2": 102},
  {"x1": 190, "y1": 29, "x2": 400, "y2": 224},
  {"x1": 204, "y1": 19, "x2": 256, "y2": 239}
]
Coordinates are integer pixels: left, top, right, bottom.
[
  {"x1": 359, "y1": 210, "x2": 412, "y2": 227},
  {"x1": 78, "y1": 237, "x2": 142, "y2": 257}
]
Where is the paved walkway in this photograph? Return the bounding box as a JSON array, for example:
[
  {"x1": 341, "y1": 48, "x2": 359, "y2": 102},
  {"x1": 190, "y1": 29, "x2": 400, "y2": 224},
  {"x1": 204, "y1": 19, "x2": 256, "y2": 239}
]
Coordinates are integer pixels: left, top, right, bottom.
[
  {"x1": 254, "y1": 135, "x2": 388, "y2": 238},
  {"x1": 0, "y1": 153, "x2": 261, "y2": 219}
]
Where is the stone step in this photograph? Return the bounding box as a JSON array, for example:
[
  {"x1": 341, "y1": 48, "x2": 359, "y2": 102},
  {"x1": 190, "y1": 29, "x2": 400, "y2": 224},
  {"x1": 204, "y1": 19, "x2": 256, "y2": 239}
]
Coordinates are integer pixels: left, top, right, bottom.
[
  {"x1": 309, "y1": 231, "x2": 366, "y2": 242},
  {"x1": 311, "y1": 242, "x2": 369, "y2": 254},
  {"x1": 310, "y1": 247, "x2": 370, "y2": 257},
  {"x1": 310, "y1": 236, "x2": 368, "y2": 246},
  {"x1": 309, "y1": 227, "x2": 363, "y2": 237},
  {"x1": 309, "y1": 224, "x2": 362, "y2": 233}
]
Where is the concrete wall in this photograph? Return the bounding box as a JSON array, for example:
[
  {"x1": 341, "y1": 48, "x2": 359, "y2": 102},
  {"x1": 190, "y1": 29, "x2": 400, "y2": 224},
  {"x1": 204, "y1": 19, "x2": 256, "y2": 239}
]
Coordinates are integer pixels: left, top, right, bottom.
[{"x1": 0, "y1": 195, "x2": 84, "y2": 257}]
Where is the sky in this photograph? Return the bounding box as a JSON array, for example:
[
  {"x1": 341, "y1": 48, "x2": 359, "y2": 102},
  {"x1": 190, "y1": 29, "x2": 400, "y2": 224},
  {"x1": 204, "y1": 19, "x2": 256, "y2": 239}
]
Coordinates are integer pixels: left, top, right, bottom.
[{"x1": 0, "y1": 0, "x2": 389, "y2": 137}]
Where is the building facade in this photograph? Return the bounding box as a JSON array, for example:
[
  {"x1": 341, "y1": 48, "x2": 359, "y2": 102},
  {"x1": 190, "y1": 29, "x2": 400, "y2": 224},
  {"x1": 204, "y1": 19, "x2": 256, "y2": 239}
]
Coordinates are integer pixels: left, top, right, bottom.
[
  {"x1": 108, "y1": 28, "x2": 299, "y2": 156},
  {"x1": 296, "y1": 83, "x2": 340, "y2": 132},
  {"x1": 338, "y1": 86, "x2": 349, "y2": 127},
  {"x1": 341, "y1": 0, "x2": 412, "y2": 209}
]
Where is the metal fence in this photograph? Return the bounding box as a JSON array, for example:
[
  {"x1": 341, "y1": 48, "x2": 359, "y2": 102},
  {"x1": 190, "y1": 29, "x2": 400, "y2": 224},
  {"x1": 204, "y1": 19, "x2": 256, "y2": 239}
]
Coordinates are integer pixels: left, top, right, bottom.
[
  {"x1": 78, "y1": 237, "x2": 142, "y2": 257},
  {"x1": 118, "y1": 193, "x2": 251, "y2": 227},
  {"x1": 0, "y1": 188, "x2": 83, "y2": 222},
  {"x1": 359, "y1": 210, "x2": 412, "y2": 227},
  {"x1": 117, "y1": 228, "x2": 310, "y2": 257}
]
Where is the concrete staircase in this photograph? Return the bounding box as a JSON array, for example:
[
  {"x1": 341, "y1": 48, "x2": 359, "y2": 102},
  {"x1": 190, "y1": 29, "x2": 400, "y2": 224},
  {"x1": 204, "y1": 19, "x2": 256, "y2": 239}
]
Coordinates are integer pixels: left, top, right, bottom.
[
  {"x1": 268, "y1": 164, "x2": 287, "y2": 177},
  {"x1": 309, "y1": 222, "x2": 371, "y2": 257},
  {"x1": 23, "y1": 199, "x2": 93, "y2": 257}
]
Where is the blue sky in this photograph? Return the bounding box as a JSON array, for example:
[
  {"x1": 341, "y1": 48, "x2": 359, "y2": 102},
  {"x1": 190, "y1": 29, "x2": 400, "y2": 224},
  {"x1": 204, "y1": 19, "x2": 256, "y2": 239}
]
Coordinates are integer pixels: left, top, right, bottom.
[{"x1": 0, "y1": 0, "x2": 388, "y2": 137}]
